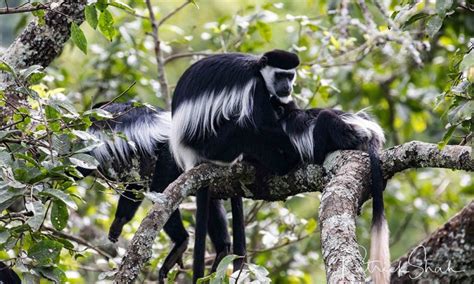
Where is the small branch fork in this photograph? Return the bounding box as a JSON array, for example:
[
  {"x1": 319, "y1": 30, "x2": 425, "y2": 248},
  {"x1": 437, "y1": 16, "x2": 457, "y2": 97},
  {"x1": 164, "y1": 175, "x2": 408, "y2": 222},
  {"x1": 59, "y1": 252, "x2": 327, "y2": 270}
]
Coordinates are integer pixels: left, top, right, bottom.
[
  {"x1": 113, "y1": 142, "x2": 473, "y2": 282},
  {"x1": 144, "y1": 0, "x2": 192, "y2": 108},
  {"x1": 0, "y1": 1, "x2": 50, "y2": 15}
]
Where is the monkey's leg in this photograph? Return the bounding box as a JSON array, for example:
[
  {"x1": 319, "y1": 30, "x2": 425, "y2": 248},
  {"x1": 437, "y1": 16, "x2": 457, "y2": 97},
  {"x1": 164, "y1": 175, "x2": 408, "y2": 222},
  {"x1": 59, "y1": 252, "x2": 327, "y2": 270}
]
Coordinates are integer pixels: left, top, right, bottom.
[
  {"x1": 158, "y1": 209, "x2": 189, "y2": 283},
  {"x1": 312, "y1": 110, "x2": 360, "y2": 164},
  {"x1": 243, "y1": 132, "x2": 298, "y2": 175},
  {"x1": 193, "y1": 187, "x2": 210, "y2": 283},
  {"x1": 108, "y1": 184, "x2": 143, "y2": 242},
  {"x1": 208, "y1": 199, "x2": 231, "y2": 273},
  {"x1": 0, "y1": 262, "x2": 21, "y2": 284},
  {"x1": 150, "y1": 145, "x2": 191, "y2": 283},
  {"x1": 231, "y1": 197, "x2": 246, "y2": 271}
]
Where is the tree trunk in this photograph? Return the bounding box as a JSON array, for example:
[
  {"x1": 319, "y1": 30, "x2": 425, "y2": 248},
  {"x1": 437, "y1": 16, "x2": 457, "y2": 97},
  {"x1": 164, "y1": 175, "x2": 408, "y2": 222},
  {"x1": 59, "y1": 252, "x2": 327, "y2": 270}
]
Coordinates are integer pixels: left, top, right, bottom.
[{"x1": 0, "y1": 0, "x2": 87, "y2": 125}]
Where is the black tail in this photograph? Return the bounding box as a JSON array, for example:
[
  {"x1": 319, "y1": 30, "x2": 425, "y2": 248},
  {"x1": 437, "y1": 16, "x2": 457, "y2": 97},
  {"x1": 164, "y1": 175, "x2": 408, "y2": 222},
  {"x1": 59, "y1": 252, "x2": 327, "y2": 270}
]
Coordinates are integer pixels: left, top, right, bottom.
[
  {"x1": 367, "y1": 143, "x2": 390, "y2": 284},
  {"x1": 231, "y1": 197, "x2": 246, "y2": 271},
  {"x1": 193, "y1": 187, "x2": 210, "y2": 283}
]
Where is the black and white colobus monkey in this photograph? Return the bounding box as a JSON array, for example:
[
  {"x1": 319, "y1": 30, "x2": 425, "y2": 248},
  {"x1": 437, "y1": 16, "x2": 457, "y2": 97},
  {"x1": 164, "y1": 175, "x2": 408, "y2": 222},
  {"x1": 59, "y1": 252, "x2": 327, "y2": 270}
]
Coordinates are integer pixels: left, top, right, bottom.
[
  {"x1": 170, "y1": 50, "x2": 300, "y2": 282},
  {"x1": 0, "y1": 262, "x2": 21, "y2": 284},
  {"x1": 270, "y1": 98, "x2": 390, "y2": 284},
  {"x1": 82, "y1": 102, "x2": 236, "y2": 282}
]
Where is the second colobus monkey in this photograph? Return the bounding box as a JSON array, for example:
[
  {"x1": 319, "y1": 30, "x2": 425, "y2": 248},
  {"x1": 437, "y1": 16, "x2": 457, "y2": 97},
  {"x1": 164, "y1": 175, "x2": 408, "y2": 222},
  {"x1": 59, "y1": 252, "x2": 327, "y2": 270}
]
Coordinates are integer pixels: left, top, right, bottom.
[
  {"x1": 271, "y1": 97, "x2": 390, "y2": 284},
  {"x1": 170, "y1": 50, "x2": 301, "y2": 282}
]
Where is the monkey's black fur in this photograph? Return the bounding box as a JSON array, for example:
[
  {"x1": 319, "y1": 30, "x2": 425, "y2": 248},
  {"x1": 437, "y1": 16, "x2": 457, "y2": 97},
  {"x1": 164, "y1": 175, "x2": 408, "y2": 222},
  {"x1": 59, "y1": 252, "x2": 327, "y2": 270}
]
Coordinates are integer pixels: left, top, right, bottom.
[
  {"x1": 271, "y1": 98, "x2": 390, "y2": 282},
  {"x1": 78, "y1": 102, "x2": 243, "y2": 283},
  {"x1": 171, "y1": 50, "x2": 300, "y2": 282},
  {"x1": 271, "y1": 98, "x2": 385, "y2": 220},
  {"x1": 0, "y1": 262, "x2": 21, "y2": 284}
]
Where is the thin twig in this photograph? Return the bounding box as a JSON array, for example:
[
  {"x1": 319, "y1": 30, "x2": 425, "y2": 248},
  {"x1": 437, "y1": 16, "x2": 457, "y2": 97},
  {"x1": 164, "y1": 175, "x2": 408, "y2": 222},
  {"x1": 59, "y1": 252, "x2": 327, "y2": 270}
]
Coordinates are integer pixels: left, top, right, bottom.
[
  {"x1": 145, "y1": 0, "x2": 169, "y2": 107},
  {"x1": 247, "y1": 234, "x2": 310, "y2": 255},
  {"x1": 98, "y1": 81, "x2": 136, "y2": 109},
  {"x1": 0, "y1": 2, "x2": 49, "y2": 15},
  {"x1": 373, "y1": 0, "x2": 422, "y2": 66},
  {"x1": 390, "y1": 213, "x2": 413, "y2": 246},
  {"x1": 164, "y1": 52, "x2": 212, "y2": 64},
  {"x1": 157, "y1": 0, "x2": 192, "y2": 27},
  {"x1": 44, "y1": 226, "x2": 114, "y2": 259},
  {"x1": 357, "y1": 0, "x2": 377, "y2": 30}
]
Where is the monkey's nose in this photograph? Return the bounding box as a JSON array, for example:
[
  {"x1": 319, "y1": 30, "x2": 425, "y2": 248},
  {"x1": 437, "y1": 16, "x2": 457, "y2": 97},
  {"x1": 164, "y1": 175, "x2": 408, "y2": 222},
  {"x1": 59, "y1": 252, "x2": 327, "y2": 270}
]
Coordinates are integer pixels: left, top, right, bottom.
[{"x1": 277, "y1": 89, "x2": 290, "y2": 97}]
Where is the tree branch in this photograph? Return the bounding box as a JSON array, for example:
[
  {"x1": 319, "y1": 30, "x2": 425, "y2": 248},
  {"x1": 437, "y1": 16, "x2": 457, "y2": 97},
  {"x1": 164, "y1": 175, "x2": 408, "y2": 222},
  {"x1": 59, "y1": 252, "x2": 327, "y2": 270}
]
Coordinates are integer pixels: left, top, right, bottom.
[
  {"x1": 145, "y1": 0, "x2": 191, "y2": 107},
  {"x1": 0, "y1": 0, "x2": 87, "y2": 125},
  {"x1": 164, "y1": 52, "x2": 212, "y2": 65},
  {"x1": 391, "y1": 201, "x2": 474, "y2": 282},
  {"x1": 114, "y1": 141, "x2": 472, "y2": 282},
  {"x1": 0, "y1": 2, "x2": 50, "y2": 15},
  {"x1": 319, "y1": 151, "x2": 369, "y2": 282}
]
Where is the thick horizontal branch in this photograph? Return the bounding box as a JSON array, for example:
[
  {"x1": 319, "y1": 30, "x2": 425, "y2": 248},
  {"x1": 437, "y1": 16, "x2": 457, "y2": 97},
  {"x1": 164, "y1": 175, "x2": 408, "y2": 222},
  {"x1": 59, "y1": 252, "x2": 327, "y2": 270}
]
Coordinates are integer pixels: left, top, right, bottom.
[
  {"x1": 391, "y1": 201, "x2": 474, "y2": 283},
  {"x1": 381, "y1": 141, "x2": 473, "y2": 178},
  {"x1": 114, "y1": 141, "x2": 473, "y2": 282}
]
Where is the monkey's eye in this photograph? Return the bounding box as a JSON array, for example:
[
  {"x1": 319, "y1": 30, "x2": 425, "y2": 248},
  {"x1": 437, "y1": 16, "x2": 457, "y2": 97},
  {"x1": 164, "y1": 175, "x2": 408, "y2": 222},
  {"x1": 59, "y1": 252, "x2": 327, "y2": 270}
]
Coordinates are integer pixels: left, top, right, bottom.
[
  {"x1": 287, "y1": 73, "x2": 295, "y2": 80},
  {"x1": 275, "y1": 73, "x2": 285, "y2": 80}
]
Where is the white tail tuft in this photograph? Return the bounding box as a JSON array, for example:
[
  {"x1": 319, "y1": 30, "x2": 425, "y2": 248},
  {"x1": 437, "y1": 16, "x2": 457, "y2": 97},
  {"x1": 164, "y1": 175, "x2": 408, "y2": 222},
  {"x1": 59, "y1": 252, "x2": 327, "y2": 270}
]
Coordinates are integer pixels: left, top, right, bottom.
[{"x1": 369, "y1": 217, "x2": 390, "y2": 284}]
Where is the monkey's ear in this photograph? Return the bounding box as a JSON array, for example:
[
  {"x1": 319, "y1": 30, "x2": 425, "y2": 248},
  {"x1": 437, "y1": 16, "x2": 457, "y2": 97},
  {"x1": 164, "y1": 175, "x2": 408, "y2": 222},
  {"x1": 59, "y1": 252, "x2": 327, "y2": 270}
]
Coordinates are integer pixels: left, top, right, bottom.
[
  {"x1": 258, "y1": 55, "x2": 268, "y2": 68},
  {"x1": 262, "y1": 49, "x2": 300, "y2": 70}
]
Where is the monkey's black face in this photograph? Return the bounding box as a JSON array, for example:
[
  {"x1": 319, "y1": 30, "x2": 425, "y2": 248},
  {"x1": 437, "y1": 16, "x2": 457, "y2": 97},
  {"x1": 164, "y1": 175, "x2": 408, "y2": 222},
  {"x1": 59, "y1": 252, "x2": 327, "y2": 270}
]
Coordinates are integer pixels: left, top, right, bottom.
[
  {"x1": 260, "y1": 66, "x2": 296, "y2": 102},
  {"x1": 274, "y1": 72, "x2": 295, "y2": 97}
]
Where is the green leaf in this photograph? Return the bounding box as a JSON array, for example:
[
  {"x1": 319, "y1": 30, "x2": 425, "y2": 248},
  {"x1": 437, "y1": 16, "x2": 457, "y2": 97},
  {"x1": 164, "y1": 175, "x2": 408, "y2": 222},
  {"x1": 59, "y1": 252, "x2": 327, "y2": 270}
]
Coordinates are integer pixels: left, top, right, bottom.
[
  {"x1": 0, "y1": 130, "x2": 18, "y2": 140},
  {"x1": 85, "y1": 4, "x2": 98, "y2": 29},
  {"x1": 71, "y1": 22, "x2": 88, "y2": 54},
  {"x1": 190, "y1": 0, "x2": 199, "y2": 9},
  {"x1": 51, "y1": 200, "x2": 69, "y2": 231},
  {"x1": 96, "y1": 0, "x2": 108, "y2": 11},
  {"x1": 0, "y1": 188, "x2": 26, "y2": 211},
  {"x1": 426, "y1": 15, "x2": 444, "y2": 38},
  {"x1": 28, "y1": 239, "x2": 63, "y2": 266},
  {"x1": 26, "y1": 201, "x2": 46, "y2": 231},
  {"x1": 213, "y1": 254, "x2": 240, "y2": 282},
  {"x1": 84, "y1": 108, "x2": 113, "y2": 119},
  {"x1": 256, "y1": 21, "x2": 272, "y2": 42},
  {"x1": 98, "y1": 9, "x2": 116, "y2": 41},
  {"x1": 448, "y1": 100, "x2": 473, "y2": 124},
  {"x1": 305, "y1": 218, "x2": 318, "y2": 234},
  {"x1": 436, "y1": 0, "x2": 454, "y2": 17},
  {"x1": 0, "y1": 60, "x2": 15, "y2": 74},
  {"x1": 460, "y1": 51, "x2": 474, "y2": 70},
  {"x1": 28, "y1": 71, "x2": 46, "y2": 84},
  {"x1": 40, "y1": 188, "x2": 78, "y2": 210},
  {"x1": 69, "y1": 153, "x2": 100, "y2": 170},
  {"x1": 16, "y1": 64, "x2": 45, "y2": 83},
  {"x1": 32, "y1": 9, "x2": 45, "y2": 25},
  {"x1": 401, "y1": 12, "x2": 430, "y2": 29},
  {"x1": 0, "y1": 228, "x2": 11, "y2": 244},
  {"x1": 438, "y1": 124, "x2": 457, "y2": 148},
  {"x1": 35, "y1": 267, "x2": 67, "y2": 283},
  {"x1": 109, "y1": 1, "x2": 135, "y2": 13},
  {"x1": 247, "y1": 263, "x2": 270, "y2": 282}
]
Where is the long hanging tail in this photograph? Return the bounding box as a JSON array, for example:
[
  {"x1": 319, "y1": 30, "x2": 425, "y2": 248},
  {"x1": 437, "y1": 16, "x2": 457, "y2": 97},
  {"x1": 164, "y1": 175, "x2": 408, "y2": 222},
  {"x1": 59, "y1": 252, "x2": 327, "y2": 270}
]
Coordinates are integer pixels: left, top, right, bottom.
[{"x1": 367, "y1": 143, "x2": 390, "y2": 284}]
